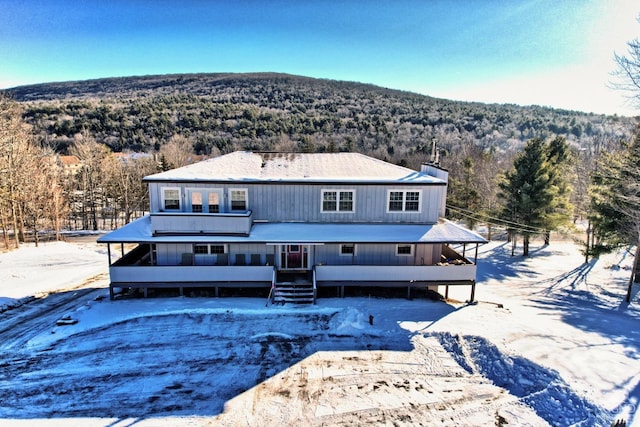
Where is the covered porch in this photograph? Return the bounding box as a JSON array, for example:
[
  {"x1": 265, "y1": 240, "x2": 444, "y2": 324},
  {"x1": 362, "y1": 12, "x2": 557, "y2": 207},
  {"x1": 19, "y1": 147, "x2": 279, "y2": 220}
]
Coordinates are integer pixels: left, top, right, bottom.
[{"x1": 98, "y1": 216, "x2": 486, "y2": 301}]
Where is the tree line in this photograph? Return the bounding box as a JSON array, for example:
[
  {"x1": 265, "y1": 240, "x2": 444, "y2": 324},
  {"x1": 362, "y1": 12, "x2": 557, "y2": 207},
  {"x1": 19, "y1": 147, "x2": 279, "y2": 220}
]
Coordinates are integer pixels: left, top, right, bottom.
[{"x1": 1, "y1": 68, "x2": 638, "y2": 300}]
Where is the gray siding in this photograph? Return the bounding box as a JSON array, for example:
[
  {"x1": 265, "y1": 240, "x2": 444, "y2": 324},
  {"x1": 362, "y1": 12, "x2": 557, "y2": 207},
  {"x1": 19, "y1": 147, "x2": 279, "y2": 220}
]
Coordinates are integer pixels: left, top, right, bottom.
[
  {"x1": 156, "y1": 243, "x2": 192, "y2": 265},
  {"x1": 154, "y1": 242, "x2": 440, "y2": 267},
  {"x1": 148, "y1": 182, "x2": 445, "y2": 224},
  {"x1": 315, "y1": 243, "x2": 439, "y2": 266}
]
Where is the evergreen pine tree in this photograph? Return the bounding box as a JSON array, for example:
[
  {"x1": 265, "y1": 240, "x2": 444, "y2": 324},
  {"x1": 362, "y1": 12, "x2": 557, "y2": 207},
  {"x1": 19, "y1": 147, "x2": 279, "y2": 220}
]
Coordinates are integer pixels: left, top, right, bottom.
[
  {"x1": 499, "y1": 138, "x2": 573, "y2": 256},
  {"x1": 589, "y1": 128, "x2": 640, "y2": 301}
]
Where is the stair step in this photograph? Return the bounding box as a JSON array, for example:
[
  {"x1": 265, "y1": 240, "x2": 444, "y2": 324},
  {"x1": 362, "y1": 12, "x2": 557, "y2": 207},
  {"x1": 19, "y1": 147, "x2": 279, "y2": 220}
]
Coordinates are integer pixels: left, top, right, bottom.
[
  {"x1": 272, "y1": 282, "x2": 315, "y2": 305},
  {"x1": 276, "y1": 292, "x2": 314, "y2": 298}
]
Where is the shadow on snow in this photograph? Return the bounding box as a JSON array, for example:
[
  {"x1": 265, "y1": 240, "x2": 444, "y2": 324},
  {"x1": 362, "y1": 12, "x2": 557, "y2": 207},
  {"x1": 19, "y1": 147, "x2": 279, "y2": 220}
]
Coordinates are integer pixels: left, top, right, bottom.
[
  {"x1": 434, "y1": 332, "x2": 608, "y2": 427},
  {"x1": 0, "y1": 291, "x2": 458, "y2": 420}
]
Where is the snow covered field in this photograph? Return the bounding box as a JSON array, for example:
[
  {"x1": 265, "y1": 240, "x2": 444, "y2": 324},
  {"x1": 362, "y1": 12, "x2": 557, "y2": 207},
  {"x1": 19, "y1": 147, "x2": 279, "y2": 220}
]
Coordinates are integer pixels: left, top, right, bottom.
[{"x1": 0, "y1": 236, "x2": 638, "y2": 426}]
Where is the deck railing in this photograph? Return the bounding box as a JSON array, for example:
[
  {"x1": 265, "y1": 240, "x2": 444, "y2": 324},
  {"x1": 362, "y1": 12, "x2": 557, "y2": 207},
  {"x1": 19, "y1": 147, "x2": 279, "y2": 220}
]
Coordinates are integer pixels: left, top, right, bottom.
[
  {"x1": 109, "y1": 264, "x2": 274, "y2": 284},
  {"x1": 314, "y1": 264, "x2": 476, "y2": 283},
  {"x1": 150, "y1": 210, "x2": 253, "y2": 235}
]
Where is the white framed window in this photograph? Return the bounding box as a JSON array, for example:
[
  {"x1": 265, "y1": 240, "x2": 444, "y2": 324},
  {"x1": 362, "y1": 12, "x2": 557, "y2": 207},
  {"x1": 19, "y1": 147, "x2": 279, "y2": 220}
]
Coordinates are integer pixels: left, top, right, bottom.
[
  {"x1": 229, "y1": 188, "x2": 248, "y2": 211},
  {"x1": 340, "y1": 244, "x2": 356, "y2": 256},
  {"x1": 191, "y1": 191, "x2": 203, "y2": 213},
  {"x1": 396, "y1": 244, "x2": 414, "y2": 256},
  {"x1": 322, "y1": 190, "x2": 355, "y2": 213},
  {"x1": 162, "y1": 187, "x2": 181, "y2": 211},
  {"x1": 208, "y1": 192, "x2": 220, "y2": 213},
  {"x1": 194, "y1": 244, "x2": 226, "y2": 255},
  {"x1": 387, "y1": 190, "x2": 421, "y2": 212},
  {"x1": 194, "y1": 244, "x2": 209, "y2": 254}
]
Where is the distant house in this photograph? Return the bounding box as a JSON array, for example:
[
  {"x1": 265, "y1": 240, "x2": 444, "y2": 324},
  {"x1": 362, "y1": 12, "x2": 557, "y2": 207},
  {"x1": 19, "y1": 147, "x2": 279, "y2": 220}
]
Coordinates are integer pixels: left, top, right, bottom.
[
  {"x1": 57, "y1": 155, "x2": 82, "y2": 176},
  {"x1": 98, "y1": 151, "x2": 486, "y2": 302}
]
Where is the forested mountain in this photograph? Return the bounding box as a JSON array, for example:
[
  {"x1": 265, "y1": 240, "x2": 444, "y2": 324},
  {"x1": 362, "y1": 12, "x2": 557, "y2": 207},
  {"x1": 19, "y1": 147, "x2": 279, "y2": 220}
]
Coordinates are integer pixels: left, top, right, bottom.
[
  {"x1": 2, "y1": 72, "x2": 637, "y2": 244},
  {"x1": 6, "y1": 73, "x2": 636, "y2": 169}
]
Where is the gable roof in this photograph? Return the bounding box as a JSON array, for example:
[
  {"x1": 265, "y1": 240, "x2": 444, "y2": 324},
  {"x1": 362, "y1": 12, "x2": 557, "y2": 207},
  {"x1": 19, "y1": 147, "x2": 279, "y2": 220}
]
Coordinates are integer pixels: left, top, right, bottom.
[{"x1": 144, "y1": 151, "x2": 444, "y2": 184}]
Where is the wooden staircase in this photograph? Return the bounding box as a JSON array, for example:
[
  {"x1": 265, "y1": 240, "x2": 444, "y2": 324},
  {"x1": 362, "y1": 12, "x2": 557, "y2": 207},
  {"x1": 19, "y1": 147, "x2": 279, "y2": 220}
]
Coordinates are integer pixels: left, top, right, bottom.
[{"x1": 271, "y1": 272, "x2": 315, "y2": 305}]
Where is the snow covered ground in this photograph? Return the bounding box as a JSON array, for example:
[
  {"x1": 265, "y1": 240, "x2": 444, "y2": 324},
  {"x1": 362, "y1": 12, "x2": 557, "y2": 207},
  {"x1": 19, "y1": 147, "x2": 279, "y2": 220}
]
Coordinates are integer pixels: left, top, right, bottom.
[{"x1": 0, "y1": 236, "x2": 638, "y2": 426}]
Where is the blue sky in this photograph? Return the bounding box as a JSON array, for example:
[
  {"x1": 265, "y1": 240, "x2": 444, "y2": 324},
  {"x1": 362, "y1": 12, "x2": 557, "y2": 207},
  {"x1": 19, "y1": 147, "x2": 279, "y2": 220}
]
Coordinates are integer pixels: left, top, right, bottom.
[{"x1": 1, "y1": 1, "x2": 638, "y2": 115}]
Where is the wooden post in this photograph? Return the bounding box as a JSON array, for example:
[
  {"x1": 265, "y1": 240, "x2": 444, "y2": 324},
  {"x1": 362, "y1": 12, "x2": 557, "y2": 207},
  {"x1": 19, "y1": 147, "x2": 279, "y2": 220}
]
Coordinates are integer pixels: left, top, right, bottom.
[{"x1": 470, "y1": 282, "x2": 476, "y2": 303}]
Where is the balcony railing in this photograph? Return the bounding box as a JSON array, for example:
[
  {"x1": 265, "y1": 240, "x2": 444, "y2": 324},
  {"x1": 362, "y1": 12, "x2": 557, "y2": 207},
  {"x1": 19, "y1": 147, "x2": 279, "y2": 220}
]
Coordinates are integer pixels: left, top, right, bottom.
[{"x1": 150, "y1": 210, "x2": 252, "y2": 235}]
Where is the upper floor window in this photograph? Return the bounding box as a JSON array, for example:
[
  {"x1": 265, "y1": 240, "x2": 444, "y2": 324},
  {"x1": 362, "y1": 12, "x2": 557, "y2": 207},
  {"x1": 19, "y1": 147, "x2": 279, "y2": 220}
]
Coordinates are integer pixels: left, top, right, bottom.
[
  {"x1": 163, "y1": 188, "x2": 180, "y2": 210},
  {"x1": 230, "y1": 189, "x2": 248, "y2": 211},
  {"x1": 191, "y1": 192, "x2": 203, "y2": 213},
  {"x1": 387, "y1": 190, "x2": 421, "y2": 212},
  {"x1": 208, "y1": 193, "x2": 220, "y2": 213},
  {"x1": 322, "y1": 190, "x2": 355, "y2": 213}
]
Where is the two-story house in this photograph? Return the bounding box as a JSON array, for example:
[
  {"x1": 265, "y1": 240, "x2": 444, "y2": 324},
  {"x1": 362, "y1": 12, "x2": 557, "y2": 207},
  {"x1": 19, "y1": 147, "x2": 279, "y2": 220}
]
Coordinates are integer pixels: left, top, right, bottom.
[{"x1": 98, "y1": 151, "x2": 486, "y2": 302}]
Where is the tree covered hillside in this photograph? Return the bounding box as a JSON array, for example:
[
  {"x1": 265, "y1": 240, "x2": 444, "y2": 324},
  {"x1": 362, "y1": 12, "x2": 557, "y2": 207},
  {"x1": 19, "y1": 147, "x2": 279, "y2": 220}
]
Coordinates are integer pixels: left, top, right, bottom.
[
  {"x1": 2, "y1": 73, "x2": 638, "y2": 254},
  {"x1": 7, "y1": 73, "x2": 635, "y2": 168}
]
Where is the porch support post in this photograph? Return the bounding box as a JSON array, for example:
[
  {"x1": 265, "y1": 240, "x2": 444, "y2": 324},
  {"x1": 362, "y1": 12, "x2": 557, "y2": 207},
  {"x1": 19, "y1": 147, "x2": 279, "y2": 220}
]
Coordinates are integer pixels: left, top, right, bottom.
[
  {"x1": 407, "y1": 284, "x2": 412, "y2": 300},
  {"x1": 445, "y1": 285, "x2": 449, "y2": 299},
  {"x1": 462, "y1": 244, "x2": 466, "y2": 258},
  {"x1": 215, "y1": 286, "x2": 219, "y2": 297},
  {"x1": 120, "y1": 243, "x2": 124, "y2": 257},
  {"x1": 106, "y1": 244, "x2": 112, "y2": 266},
  {"x1": 470, "y1": 282, "x2": 476, "y2": 303},
  {"x1": 474, "y1": 244, "x2": 479, "y2": 265}
]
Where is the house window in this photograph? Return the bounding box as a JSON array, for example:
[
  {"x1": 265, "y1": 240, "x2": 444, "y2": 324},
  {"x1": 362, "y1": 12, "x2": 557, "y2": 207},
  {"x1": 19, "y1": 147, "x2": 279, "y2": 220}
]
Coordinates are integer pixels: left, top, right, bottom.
[
  {"x1": 210, "y1": 245, "x2": 225, "y2": 254},
  {"x1": 208, "y1": 193, "x2": 220, "y2": 213},
  {"x1": 322, "y1": 190, "x2": 355, "y2": 212},
  {"x1": 194, "y1": 244, "x2": 226, "y2": 254},
  {"x1": 163, "y1": 188, "x2": 180, "y2": 210},
  {"x1": 396, "y1": 244, "x2": 414, "y2": 256},
  {"x1": 388, "y1": 190, "x2": 421, "y2": 212},
  {"x1": 230, "y1": 189, "x2": 247, "y2": 211},
  {"x1": 194, "y1": 244, "x2": 209, "y2": 254},
  {"x1": 191, "y1": 192, "x2": 203, "y2": 213},
  {"x1": 340, "y1": 244, "x2": 356, "y2": 256}
]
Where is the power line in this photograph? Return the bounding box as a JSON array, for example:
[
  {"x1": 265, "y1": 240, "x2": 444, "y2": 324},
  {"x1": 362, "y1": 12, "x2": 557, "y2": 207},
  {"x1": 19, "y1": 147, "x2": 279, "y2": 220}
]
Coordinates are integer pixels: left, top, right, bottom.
[{"x1": 446, "y1": 204, "x2": 575, "y2": 236}]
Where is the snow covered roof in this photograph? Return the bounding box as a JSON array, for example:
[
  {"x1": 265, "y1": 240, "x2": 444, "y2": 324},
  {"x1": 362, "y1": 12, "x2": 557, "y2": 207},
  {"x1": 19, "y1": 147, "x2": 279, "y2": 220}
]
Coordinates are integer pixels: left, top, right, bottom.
[
  {"x1": 97, "y1": 216, "x2": 486, "y2": 245},
  {"x1": 144, "y1": 151, "x2": 445, "y2": 184}
]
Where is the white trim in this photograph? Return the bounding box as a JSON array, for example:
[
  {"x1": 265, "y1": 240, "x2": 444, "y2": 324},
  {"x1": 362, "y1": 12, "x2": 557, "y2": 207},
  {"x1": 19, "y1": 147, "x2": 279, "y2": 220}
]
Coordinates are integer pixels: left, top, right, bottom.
[
  {"x1": 396, "y1": 244, "x2": 414, "y2": 256},
  {"x1": 228, "y1": 188, "x2": 248, "y2": 211},
  {"x1": 321, "y1": 189, "x2": 355, "y2": 213},
  {"x1": 161, "y1": 187, "x2": 181, "y2": 211},
  {"x1": 386, "y1": 189, "x2": 422, "y2": 213},
  {"x1": 339, "y1": 243, "x2": 357, "y2": 256}
]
